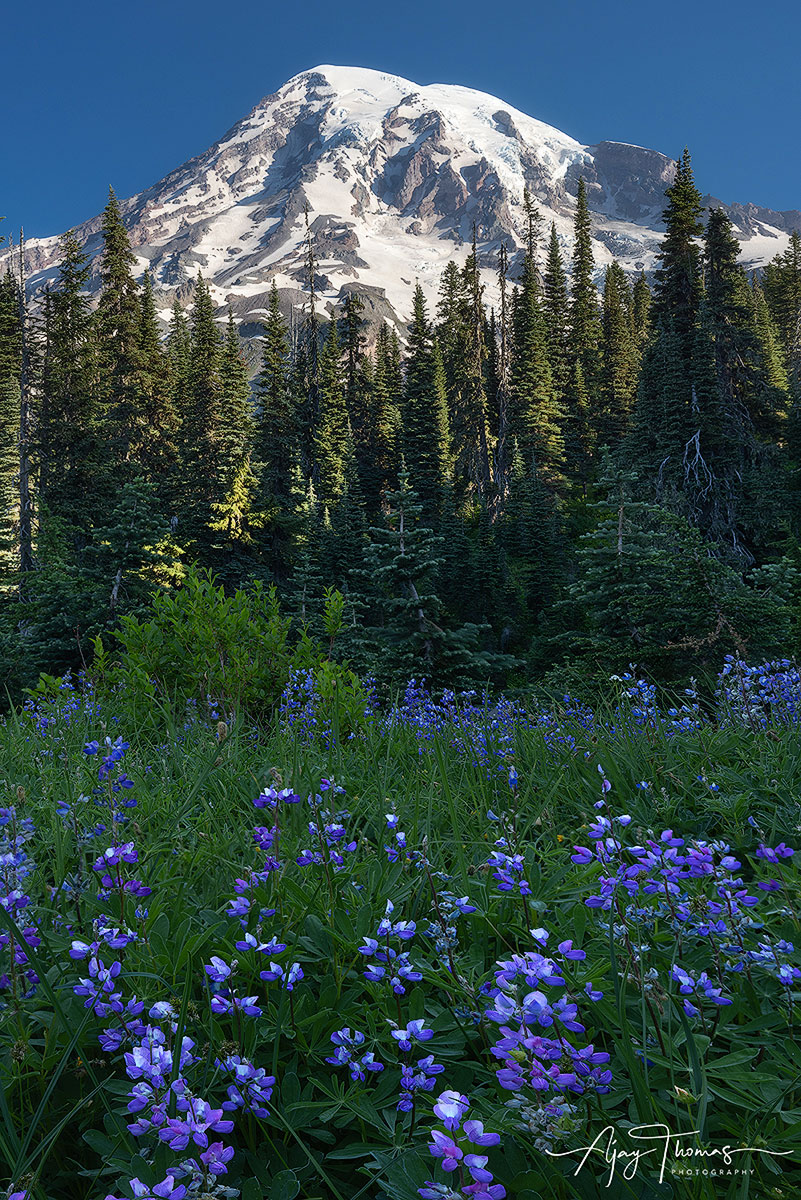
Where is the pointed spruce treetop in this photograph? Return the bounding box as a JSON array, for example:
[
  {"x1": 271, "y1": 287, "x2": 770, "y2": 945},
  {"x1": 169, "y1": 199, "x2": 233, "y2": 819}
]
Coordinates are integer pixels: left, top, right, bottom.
[{"x1": 651, "y1": 149, "x2": 705, "y2": 359}]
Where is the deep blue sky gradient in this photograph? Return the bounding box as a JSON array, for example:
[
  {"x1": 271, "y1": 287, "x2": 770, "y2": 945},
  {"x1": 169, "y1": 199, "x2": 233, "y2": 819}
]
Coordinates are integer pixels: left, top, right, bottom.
[{"x1": 4, "y1": 0, "x2": 800, "y2": 239}]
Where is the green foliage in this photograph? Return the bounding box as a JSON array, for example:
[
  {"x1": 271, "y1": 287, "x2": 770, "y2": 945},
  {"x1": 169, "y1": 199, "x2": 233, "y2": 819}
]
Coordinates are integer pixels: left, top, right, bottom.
[
  {"x1": 549, "y1": 462, "x2": 792, "y2": 686},
  {"x1": 99, "y1": 566, "x2": 359, "y2": 726},
  {"x1": 4, "y1": 668, "x2": 801, "y2": 1199}
]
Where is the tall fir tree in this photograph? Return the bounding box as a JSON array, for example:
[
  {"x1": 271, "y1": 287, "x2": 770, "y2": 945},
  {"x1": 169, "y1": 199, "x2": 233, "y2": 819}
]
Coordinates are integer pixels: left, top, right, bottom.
[
  {"x1": 35, "y1": 232, "x2": 99, "y2": 534},
  {"x1": 402, "y1": 283, "x2": 451, "y2": 519},
  {"x1": 543, "y1": 223, "x2": 571, "y2": 405},
  {"x1": 0, "y1": 274, "x2": 21, "y2": 585},
  {"x1": 568, "y1": 178, "x2": 602, "y2": 392},
  {"x1": 254, "y1": 282, "x2": 301, "y2": 579},
  {"x1": 315, "y1": 319, "x2": 351, "y2": 509},
  {"x1": 208, "y1": 309, "x2": 257, "y2": 570},
  {"x1": 598, "y1": 262, "x2": 638, "y2": 449},
  {"x1": 650, "y1": 149, "x2": 705, "y2": 366},
  {"x1": 95, "y1": 188, "x2": 145, "y2": 476},
  {"x1": 509, "y1": 242, "x2": 562, "y2": 483}
]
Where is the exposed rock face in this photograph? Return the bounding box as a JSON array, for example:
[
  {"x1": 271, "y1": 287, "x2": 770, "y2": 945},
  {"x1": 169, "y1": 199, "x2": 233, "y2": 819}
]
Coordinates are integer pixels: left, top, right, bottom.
[{"x1": 5, "y1": 65, "x2": 799, "y2": 336}]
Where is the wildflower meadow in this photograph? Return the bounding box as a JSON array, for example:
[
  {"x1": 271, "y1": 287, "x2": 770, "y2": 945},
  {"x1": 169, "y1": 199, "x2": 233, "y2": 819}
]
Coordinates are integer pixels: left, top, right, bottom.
[{"x1": 2, "y1": 661, "x2": 801, "y2": 1200}]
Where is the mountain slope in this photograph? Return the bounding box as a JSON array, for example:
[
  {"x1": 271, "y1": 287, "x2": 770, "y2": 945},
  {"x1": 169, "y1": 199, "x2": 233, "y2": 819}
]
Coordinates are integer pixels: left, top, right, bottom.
[{"x1": 8, "y1": 65, "x2": 801, "y2": 332}]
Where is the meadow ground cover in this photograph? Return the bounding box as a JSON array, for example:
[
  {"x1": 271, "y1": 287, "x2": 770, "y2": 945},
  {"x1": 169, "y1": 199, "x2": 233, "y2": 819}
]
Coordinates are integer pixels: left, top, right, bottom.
[{"x1": 2, "y1": 664, "x2": 801, "y2": 1200}]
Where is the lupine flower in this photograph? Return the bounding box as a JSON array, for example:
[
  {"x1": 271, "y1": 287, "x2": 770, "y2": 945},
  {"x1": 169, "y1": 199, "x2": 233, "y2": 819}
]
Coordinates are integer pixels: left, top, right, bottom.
[
  {"x1": 158, "y1": 1098, "x2": 234, "y2": 1151},
  {"x1": 391, "y1": 1018, "x2": 434, "y2": 1051},
  {"x1": 104, "y1": 1178, "x2": 187, "y2": 1200},
  {"x1": 433, "y1": 1091, "x2": 469, "y2": 1129},
  {"x1": 326, "y1": 1028, "x2": 385, "y2": 1081},
  {"x1": 217, "y1": 1055, "x2": 275, "y2": 1118}
]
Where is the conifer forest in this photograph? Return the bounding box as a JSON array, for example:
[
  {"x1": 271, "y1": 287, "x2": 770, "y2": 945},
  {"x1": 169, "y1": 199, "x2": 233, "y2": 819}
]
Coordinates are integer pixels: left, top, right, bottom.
[
  {"x1": 2, "y1": 154, "x2": 801, "y2": 700},
  {"x1": 3, "y1": 148, "x2": 801, "y2": 1200}
]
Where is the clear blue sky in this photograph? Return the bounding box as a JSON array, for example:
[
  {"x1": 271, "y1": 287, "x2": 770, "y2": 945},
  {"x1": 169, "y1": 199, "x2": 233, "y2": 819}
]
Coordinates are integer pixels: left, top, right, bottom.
[{"x1": 4, "y1": 0, "x2": 800, "y2": 239}]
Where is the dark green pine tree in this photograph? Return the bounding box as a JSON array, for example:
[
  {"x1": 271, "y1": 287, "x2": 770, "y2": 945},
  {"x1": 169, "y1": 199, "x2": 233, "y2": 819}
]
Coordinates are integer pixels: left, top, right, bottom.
[
  {"x1": 493, "y1": 243, "x2": 513, "y2": 501},
  {"x1": 402, "y1": 283, "x2": 451, "y2": 519},
  {"x1": 384, "y1": 326, "x2": 404, "y2": 407},
  {"x1": 459, "y1": 236, "x2": 492, "y2": 497},
  {"x1": 631, "y1": 271, "x2": 652, "y2": 348},
  {"x1": 694, "y1": 207, "x2": 787, "y2": 556},
  {"x1": 301, "y1": 206, "x2": 321, "y2": 490},
  {"x1": 95, "y1": 188, "x2": 145, "y2": 476},
  {"x1": 136, "y1": 271, "x2": 178, "y2": 488},
  {"x1": 436, "y1": 260, "x2": 472, "y2": 498},
  {"x1": 0, "y1": 274, "x2": 21, "y2": 586},
  {"x1": 598, "y1": 262, "x2": 638, "y2": 450},
  {"x1": 208, "y1": 310, "x2": 257, "y2": 571},
  {"x1": 357, "y1": 324, "x2": 402, "y2": 515},
  {"x1": 650, "y1": 149, "x2": 705, "y2": 367},
  {"x1": 165, "y1": 301, "x2": 192, "y2": 517},
  {"x1": 751, "y1": 279, "x2": 789, "y2": 397},
  {"x1": 509, "y1": 248, "x2": 563, "y2": 484},
  {"x1": 763, "y1": 230, "x2": 801, "y2": 402},
  {"x1": 320, "y1": 436, "x2": 367, "y2": 596},
  {"x1": 176, "y1": 272, "x2": 223, "y2": 554},
  {"x1": 254, "y1": 281, "x2": 302, "y2": 580},
  {"x1": 356, "y1": 467, "x2": 509, "y2": 688},
  {"x1": 549, "y1": 459, "x2": 789, "y2": 686},
  {"x1": 35, "y1": 232, "x2": 99, "y2": 534},
  {"x1": 80, "y1": 477, "x2": 184, "y2": 627},
  {"x1": 628, "y1": 153, "x2": 704, "y2": 482},
  {"x1": 500, "y1": 439, "x2": 565, "y2": 641},
  {"x1": 315, "y1": 320, "x2": 351, "y2": 509},
  {"x1": 543, "y1": 223, "x2": 571, "y2": 405},
  {"x1": 340, "y1": 291, "x2": 371, "y2": 457},
  {"x1": 630, "y1": 321, "x2": 689, "y2": 473},
  {"x1": 561, "y1": 359, "x2": 593, "y2": 493},
  {"x1": 568, "y1": 178, "x2": 602, "y2": 396}
]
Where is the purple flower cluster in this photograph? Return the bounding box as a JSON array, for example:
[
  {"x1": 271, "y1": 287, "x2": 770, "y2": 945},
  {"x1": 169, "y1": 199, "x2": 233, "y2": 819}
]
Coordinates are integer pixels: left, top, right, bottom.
[
  {"x1": 216, "y1": 1054, "x2": 275, "y2": 1118},
  {"x1": 569, "y1": 794, "x2": 800, "y2": 1021},
  {"x1": 360, "y1": 900, "x2": 422, "y2": 994},
  {"x1": 483, "y1": 946, "x2": 611, "y2": 1099},
  {"x1": 325, "y1": 1027, "x2": 385, "y2": 1082},
  {"x1": 0, "y1": 806, "x2": 40, "y2": 1001},
  {"x1": 297, "y1": 788, "x2": 357, "y2": 871},
  {"x1": 419, "y1": 1091, "x2": 505, "y2": 1200}
]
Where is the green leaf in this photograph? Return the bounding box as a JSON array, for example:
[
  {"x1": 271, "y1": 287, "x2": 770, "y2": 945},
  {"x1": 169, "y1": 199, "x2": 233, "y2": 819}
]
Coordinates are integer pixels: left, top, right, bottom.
[{"x1": 269, "y1": 1169, "x2": 300, "y2": 1200}]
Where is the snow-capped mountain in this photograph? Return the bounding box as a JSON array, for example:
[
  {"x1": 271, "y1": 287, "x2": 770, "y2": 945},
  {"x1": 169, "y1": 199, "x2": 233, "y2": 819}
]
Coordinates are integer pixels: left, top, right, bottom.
[{"x1": 8, "y1": 65, "x2": 801, "y2": 334}]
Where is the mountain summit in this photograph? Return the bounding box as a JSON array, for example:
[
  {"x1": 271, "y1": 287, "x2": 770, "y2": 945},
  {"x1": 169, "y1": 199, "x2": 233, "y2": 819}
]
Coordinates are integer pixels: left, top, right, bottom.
[{"x1": 10, "y1": 65, "x2": 801, "y2": 330}]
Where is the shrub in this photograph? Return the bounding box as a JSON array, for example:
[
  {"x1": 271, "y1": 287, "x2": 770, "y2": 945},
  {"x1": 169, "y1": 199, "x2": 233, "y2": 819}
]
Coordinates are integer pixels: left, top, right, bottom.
[{"x1": 90, "y1": 566, "x2": 366, "y2": 728}]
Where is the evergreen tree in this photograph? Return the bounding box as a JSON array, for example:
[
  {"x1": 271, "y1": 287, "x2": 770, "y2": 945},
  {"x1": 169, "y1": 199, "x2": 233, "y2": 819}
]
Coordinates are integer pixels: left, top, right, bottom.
[
  {"x1": 650, "y1": 149, "x2": 705, "y2": 366},
  {"x1": 95, "y1": 188, "x2": 145, "y2": 474},
  {"x1": 631, "y1": 271, "x2": 652, "y2": 347},
  {"x1": 136, "y1": 271, "x2": 178, "y2": 487},
  {"x1": 315, "y1": 320, "x2": 350, "y2": 508},
  {"x1": 549, "y1": 461, "x2": 790, "y2": 685},
  {"x1": 254, "y1": 282, "x2": 301, "y2": 579},
  {"x1": 0, "y1": 274, "x2": 20, "y2": 586},
  {"x1": 208, "y1": 310, "x2": 257, "y2": 570},
  {"x1": 493, "y1": 243, "x2": 513, "y2": 501},
  {"x1": 36, "y1": 232, "x2": 98, "y2": 526},
  {"x1": 599, "y1": 262, "x2": 638, "y2": 449},
  {"x1": 561, "y1": 360, "x2": 594, "y2": 493},
  {"x1": 356, "y1": 324, "x2": 402, "y2": 514},
  {"x1": 509, "y1": 240, "x2": 562, "y2": 483},
  {"x1": 543, "y1": 223, "x2": 570, "y2": 404},
  {"x1": 357, "y1": 467, "x2": 510, "y2": 688},
  {"x1": 764, "y1": 230, "x2": 801, "y2": 400},
  {"x1": 459, "y1": 236, "x2": 492, "y2": 496},
  {"x1": 568, "y1": 178, "x2": 602, "y2": 396},
  {"x1": 500, "y1": 441, "x2": 565, "y2": 638},
  {"x1": 402, "y1": 284, "x2": 451, "y2": 519}
]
